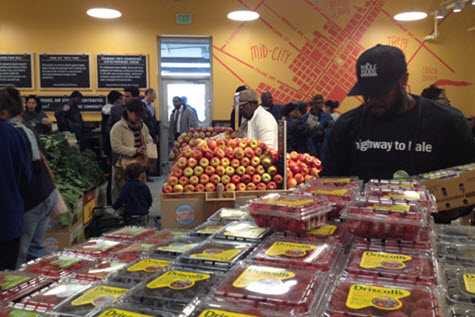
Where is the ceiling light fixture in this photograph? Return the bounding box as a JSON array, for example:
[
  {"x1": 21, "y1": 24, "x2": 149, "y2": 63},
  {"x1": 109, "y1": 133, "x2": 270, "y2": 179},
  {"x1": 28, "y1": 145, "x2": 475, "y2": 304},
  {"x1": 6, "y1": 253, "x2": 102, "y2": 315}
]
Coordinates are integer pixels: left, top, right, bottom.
[
  {"x1": 87, "y1": 8, "x2": 122, "y2": 19},
  {"x1": 393, "y1": 11, "x2": 428, "y2": 22},
  {"x1": 435, "y1": 8, "x2": 448, "y2": 19},
  {"x1": 453, "y1": 1, "x2": 464, "y2": 12},
  {"x1": 472, "y1": 0, "x2": 475, "y2": 5},
  {"x1": 227, "y1": 10, "x2": 260, "y2": 22}
]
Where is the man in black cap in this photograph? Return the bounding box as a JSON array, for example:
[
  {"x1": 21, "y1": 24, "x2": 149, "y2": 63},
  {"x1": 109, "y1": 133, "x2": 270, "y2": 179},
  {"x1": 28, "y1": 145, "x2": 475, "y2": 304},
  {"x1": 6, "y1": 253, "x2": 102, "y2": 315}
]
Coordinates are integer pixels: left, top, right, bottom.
[
  {"x1": 55, "y1": 91, "x2": 84, "y2": 144},
  {"x1": 322, "y1": 44, "x2": 475, "y2": 182}
]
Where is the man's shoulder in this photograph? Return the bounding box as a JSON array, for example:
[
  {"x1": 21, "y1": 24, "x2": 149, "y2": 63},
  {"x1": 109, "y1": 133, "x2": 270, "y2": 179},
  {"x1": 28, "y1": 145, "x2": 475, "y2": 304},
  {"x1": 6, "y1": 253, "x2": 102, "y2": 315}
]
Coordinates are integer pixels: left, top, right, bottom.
[
  {"x1": 333, "y1": 105, "x2": 364, "y2": 127},
  {"x1": 418, "y1": 96, "x2": 466, "y2": 122}
]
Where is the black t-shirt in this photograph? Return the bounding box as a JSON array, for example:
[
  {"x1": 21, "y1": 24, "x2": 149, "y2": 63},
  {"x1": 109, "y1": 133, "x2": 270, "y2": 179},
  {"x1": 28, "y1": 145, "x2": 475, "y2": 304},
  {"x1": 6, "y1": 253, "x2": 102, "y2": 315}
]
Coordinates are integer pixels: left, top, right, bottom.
[{"x1": 322, "y1": 96, "x2": 475, "y2": 181}]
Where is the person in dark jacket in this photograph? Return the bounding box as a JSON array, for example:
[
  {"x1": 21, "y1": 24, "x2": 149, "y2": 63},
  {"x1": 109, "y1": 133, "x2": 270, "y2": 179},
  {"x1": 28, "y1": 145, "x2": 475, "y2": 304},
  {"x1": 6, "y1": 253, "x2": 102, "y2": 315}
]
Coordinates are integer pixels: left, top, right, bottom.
[
  {"x1": 102, "y1": 91, "x2": 123, "y2": 159},
  {"x1": 0, "y1": 87, "x2": 32, "y2": 270},
  {"x1": 307, "y1": 96, "x2": 334, "y2": 156},
  {"x1": 22, "y1": 95, "x2": 52, "y2": 134},
  {"x1": 283, "y1": 102, "x2": 310, "y2": 153},
  {"x1": 230, "y1": 85, "x2": 248, "y2": 130},
  {"x1": 261, "y1": 91, "x2": 283, "y2": 121},
  {"x1": 55, "y1": 91, "x2": 84, "y2": 136},
  {"x1": 113, "y1": 163, "x2": 153, "y2": 226}
]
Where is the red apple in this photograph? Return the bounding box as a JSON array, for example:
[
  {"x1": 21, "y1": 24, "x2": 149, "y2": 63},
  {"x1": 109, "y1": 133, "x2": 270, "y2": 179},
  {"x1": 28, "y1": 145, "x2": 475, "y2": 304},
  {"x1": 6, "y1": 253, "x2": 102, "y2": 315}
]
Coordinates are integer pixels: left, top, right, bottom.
[
  {"x1": 216, "y1": 139, "x2": 226, "y2": 149},
  {"x1": 287, "y1": 178, "x2": 297, "y2": 188},
  {"x1": 210, "y1": 174, "x2": 221, "y2": 184},
  {"x1": 215, "y1": 148, "x2": 225, "y2": 159},
  {"x1": 231, "y1": 159, "x2": 241, "y2": 168},
  {"x1": 249, "y1": 139, "x2": 258, "y2": 149},
  {"x1": 163, "y1": 183, "x2": 173, "y2": 193},
  {"x1": 191, "y1": 149, "x2": 203, "y2": 161},
  {"x1": 231, "y1": 175, "x2": 241, "y2": 184},
  {"x1": 256, "y1": 165, "x2": 266, "y2": 175},
  {"x1": 289, "y1": 162, "x2": 300, "y2": 174},
  {"x1": 241, "y1": 157, "x2": 251, "y2": 167},
  {"x1": 311, "y1": 167, "x2": 320, "y2": 176},
  {"x1": 261, "y1": 156, "x2": 272, "y2": 168},
  {"x1": 203, "y1": 150, "x2": 214, "y2": 160},
  {"x1": 179, "y1": 176, "x2": 189, "y2": 186},
  {"x1": 200, "y1": 174, "x2": 210, "y2": 184},
  {"x1": 225, "y1": 166, "x2": 235, "y2": 176},
  {"x1": 207, "y1": 139, "x2": 217, "y2": 150},
  {"x1": 268, "y1": 149, "x2": 279, "y2": 161},
  {"x1": 183, "y1": 146, "x2": 193, "y2": 158},
  {"x1": 205, "y1": 183, "x2": 216, "y2": 192},
  {"x1": 241, "y1": 174, "x2": 252, "y2": 184},
  {"x1": 195, "y1": 184, "x2": 205, "y2": 192},
  {"x1": 210, "y1": 157, "x2": 221, "y2": 167},
  {"x1": 189, "y1": 175, "x2": 199, "y2": 185},
  {"x1": 252, "y1": 174, "x2": 262, "y2": 184},
  {"x1": 221, "y1": 175, "x2": 231, "y2": 184},
  {"x1": 247, "y1": 183, "x2": 256, "y2": 191},
  {"x1": 244, "y1": 148, "x2": 255, "y2": 159},
  {"x1": 256, "y1": 183, "x2": 267, "y2": 191},
  {"x1": 171, "y1": 167, "x2": 183, "y2": 178},
  {"x1": 188, "y1": 158, "x2": 198, "y2": 168},
  {"x1": 246, "y1": 166, "x2": 256, "y2": 175},
  {"x1": 267, "y1": 181, "x2": 277, "y2": 190},
  {"x1": 227, "y1": 139, "x2": 238, "y2": 148},
  {"x1": 237, "y1": 183, "x2": 247, "y2": 191},
  {"x1": 234, "y1": 147, "x2": 244, "y2": 159},
  {"x1": 255, "y1": 147, "x2": 263, "y2": 156},
  {"x1": 225, "y1": 147, "x2": 234, "y2": 159},
  {"x1": 216, "y1": 166, "x2": 226, "y2": 176},
  {"x1": 205, "y1": 166, "x2": 216, "y2": 176},
  {"x1": 194, "y1": 166, "x2": 204, "y2": 176},
  {"x1": 251, "y1": 157, "x2": 261, "y2": 167},
  {"x1": 239, "y1": 138, "x2": 249, "y2": 149},
  {"x1": 262, "y1": 173, "x2": 272, "y2": 183},
  {"x1": 168, "y1": 176, "x2": 178, "y2": 186},
  {"x1": 226, "y1": 183, "x2": 236, "y2": 192},
  {"x1": 221, "y1": 158, "x2": 230, "y2": 167},
  {"x1": 199, "y1": 157, "x2": 209, "y2": 168},
  {"x1": 236, "y1": 166, "x2": 246, "y2": 175},
  {"x1": 267, "y1": 166, "x2": 278, "y2": 176},
  {"x1": 174, "y1": 184, "x2": 184, "y2": 193},
  {"x1": 184, "y1": 184, "x2": 195, "y2": 193},
  {"x1": 177, "y1": 157, "x2": 188, "y2": 168},
  {"x1": 273, "y1": 174, "x2": 283, "y2": 184},
  {"x1": 294, "y1": 173, "x2": 304, "y2": 184},
  {"x1": 289, "y1": 151, "x2": 299, "y2": 160}
]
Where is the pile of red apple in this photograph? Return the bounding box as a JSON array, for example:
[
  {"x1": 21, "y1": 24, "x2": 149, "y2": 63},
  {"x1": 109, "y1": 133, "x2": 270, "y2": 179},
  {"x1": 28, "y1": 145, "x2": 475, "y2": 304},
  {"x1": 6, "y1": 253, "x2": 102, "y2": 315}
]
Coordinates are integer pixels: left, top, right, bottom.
[
  {"x1": 170, "y1": 127, "x2": 234, "y2": 161},
  {"x1": 163, "y1": 138, "x2": 283, "y2": 193},
  {"x1": 286, "y1": 151, "x2": 322, "y2": 189}
]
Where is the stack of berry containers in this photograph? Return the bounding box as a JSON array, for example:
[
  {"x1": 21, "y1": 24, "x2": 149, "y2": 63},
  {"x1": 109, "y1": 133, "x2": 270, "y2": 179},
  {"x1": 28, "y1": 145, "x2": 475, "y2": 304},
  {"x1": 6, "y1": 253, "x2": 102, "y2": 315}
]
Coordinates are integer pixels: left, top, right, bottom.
[
  {"x1": 66, "y1": 239, "x2": 130, "y2": 258},
  {"x1": 364, "y1": 186, "x2": 437, "y2": 214},
  {"x1": 249, "y1": 192, "x2": 334, "y2": 233},
  {"x1": 299, "y1": 177, "x2": 362, "y2": 218},
  {"x1": 0, "y1": 271, "x2": 52, "y2": 303}
]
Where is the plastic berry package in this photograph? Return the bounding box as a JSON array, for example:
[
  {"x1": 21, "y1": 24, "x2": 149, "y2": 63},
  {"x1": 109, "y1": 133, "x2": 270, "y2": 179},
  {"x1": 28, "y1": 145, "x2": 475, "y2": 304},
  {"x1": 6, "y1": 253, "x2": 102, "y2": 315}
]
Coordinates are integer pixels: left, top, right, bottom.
[
  {"x1": 112, "y1": 242, "x2": 160, "y2": 263},
  {"x1": 0, "y1": 271, "x2": 52, "y2": 303},
  {"x1": 325, "y1": 276, "x2": 441, "y2": 317},
  {"x1": 108, "y1": 258, "x2": 172, "y2": 287},
  {"x1": 207, "y1": 208, "x2": 252, "y2": 224},
  {"x1": 252, "y1": 235, "x2": 341, "y2": 271},
  {"x1": 366, "y1": 179, "x2": 426, "y2": 191},
  {"x1": 52, "y1": 284, "x2": 129, "y2": 317},
  {"x1": 249, "y1": 193, "x2": 333, "y2": 233},
  {"x1": 363, "y1": 188, "x2": 436, "y2": 213},
  {"x1": 177, "y1": 240, "x2": 253, "y2": 272},
  {"x1": 353, "y1": 237, "x2": 433, "y2": 254},
  {"x1": 91, "y1": 305, "x2": 175, "y2": 317},
  {"x1": 21, "y1": 252, "x2": 97, "y2": 279},
  {"x1": 185, "y1": 301, "x2": 292, "y2": 317},
  {"x1": 124, "y1": 267, "x2": 219, "y2": 313},
  {"x1": 340, "y1": 198, "x2": 428, "y2": 241},
  {"x1": 441, "y1": 265, "x2": 475, "y2": 304},
  {"x1": 344, "y1": 245, "x2": 436, "y2": 286},
  {"x1": 0, "y1": 307, "x2": 46, "y2": 317},
  {"x1": 152, "y1": 237, "x2": 205, "y2": 259},
  {"x1": 305, "y1": 177, "x2": 362, "y2": 189},
  {"x1": 214, "y1": 221, "x2": 270, "y2": 243},
  {"x1": 16, "y1": 279, "x2": 90, "y2": 312},
  {"x1": 73, "y1": 259, "x2": 128, "y2": 281},
  {"x1": 436, "y1": 225, "x2": 475, "y2": 245},
  {"x1": 68, "y1": 239, "x2": 129, "y2": 258},
  {"x1": 191, "y1": 222, "x2": 226, "y2": 237},
  {"x1": 213, "y1": 262, "x2": 323, "y2": 314},
  {"x1": 448, "y1": 303, "x2": 475, "y2": 317},
  {"x1": 437, "y1": 242, "x2": 475, "y2": 266},
  {"x1": 102, "y1": 226, "x2": 156, "y2": 241}
]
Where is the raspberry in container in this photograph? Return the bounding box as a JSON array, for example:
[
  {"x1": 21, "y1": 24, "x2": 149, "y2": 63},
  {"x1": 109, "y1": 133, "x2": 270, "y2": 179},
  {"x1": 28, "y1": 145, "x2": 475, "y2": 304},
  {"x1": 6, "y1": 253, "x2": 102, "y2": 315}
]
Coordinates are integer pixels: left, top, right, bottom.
[
  {"x1": 108, "y1": 258, "x2": 172, "y2": 287},
  {"x1": 252, "y1": 235, "x2": 341, "y2": 272},
  {"x1": 21, "y1": 252, "x2": 97, "y2": 279},
  {"x1": 436, "y1": 225, "x2": 475, "y2": 245},
  {"x1": 437, "y1": 242, "x2": 475, "y2": 266},
  {"x1": 0, "y1": 271, "x2": 52, "y2": 303},
  {"x1": 91, "y1": 305, "x2": 174, "y2": 317},
  {"x1": 191, "y1": 222, "x2": 226, "y2": 237},
  {"x1": 184, "y1": 301, "x2": 292, "y2": 317},
  {"x1": 124, "y1": 267, "x2": 220, "y2": 313},
  {"x1": 213, "y1": 262, "x2": 323, "y2": 314},
  {"x1": 73, "y1": 259, "x2": 128, "y2": 282},
  {"x1": 340, "y1": 199, "x2": 428, "y2": 241},
  {"x1": 441, "y1": 265, "x2": 475, "y2": 305},
  {"x1": 325, "y1": 276, "x2": 442, "y2": 317},
  {"x1": 16, "y1": 279, "x2": 90, "y2": 312},
  {"x1": 52, "y1": 284, "x2": 129, "y2": 317},
  {"x1": 67, "y1": 239, "x2": 129, "y2": 258},
  {"x1": 152, "y1": 237, "x2": 205, "y2": 259},
  {"x1": 249, "y1": 193, "x2": 333, "y2": 233},
  {"x1": 102, "y1": 226, "x2": 156, "y2": 241},
  {"x1": 344, "y1": 245, "x2": 436, "y2": 286},
  {"x1": 177, "y1": 240, "x2": 253, "y2": 272},
  {"x1": 207, "y1": 208, "x2": 252, "y2": 224},
  {"x1": 214, "y1": 221, "x2": 271, "y2": 243},
  {"x1": 112, "y1": 242, "x2": 161, "y2": 263},
  {"x1": 0, "y1": 307, "x2": 46, "y2": 317}
]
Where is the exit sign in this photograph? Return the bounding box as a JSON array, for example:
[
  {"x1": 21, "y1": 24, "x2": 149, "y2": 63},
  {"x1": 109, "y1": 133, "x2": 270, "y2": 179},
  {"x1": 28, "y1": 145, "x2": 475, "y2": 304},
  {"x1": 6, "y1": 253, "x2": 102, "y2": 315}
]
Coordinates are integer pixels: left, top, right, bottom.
[{"x1": 176, "y1": 13, "x2": 192, "y2": 25}]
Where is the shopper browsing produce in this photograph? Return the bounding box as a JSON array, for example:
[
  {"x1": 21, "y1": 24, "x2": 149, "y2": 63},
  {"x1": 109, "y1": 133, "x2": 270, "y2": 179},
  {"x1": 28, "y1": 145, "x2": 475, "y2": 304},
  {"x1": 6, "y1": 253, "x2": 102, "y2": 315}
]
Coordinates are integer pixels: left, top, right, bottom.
[
  {"x1": 169, "y1": 96, "x2": 199, "y2": 146},
  {"x1": 322, "y1": 44, "x2": 475, "y2": 181},
  {"x1": 22, "y1": 95, "x2": 52, "y2": 134}
]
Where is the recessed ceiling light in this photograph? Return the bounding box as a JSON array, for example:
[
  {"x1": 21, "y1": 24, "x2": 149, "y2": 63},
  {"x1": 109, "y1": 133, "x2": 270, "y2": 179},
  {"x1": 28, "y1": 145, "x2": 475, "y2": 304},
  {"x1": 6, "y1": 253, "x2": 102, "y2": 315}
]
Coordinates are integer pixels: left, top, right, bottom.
[
  {"x1": 394, "y1": 11, "x2": 428, "y2": 22},
  {"x1": 227, "y1": 10, "x2": 260, "y2": 22},
  {"x1": 453, "y1": 1, "x2": 465, "y2": 12},
  {"x1": 87, "y1": 8, "x2": 122, "y2": 19}
]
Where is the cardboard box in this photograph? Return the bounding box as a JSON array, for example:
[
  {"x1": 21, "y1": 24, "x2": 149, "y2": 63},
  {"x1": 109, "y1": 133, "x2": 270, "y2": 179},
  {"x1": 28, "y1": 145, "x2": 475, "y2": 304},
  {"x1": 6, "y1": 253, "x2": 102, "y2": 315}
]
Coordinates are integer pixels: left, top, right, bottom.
[{"x1": 160, "y1": 193, "x2": 208, "y2": 229}]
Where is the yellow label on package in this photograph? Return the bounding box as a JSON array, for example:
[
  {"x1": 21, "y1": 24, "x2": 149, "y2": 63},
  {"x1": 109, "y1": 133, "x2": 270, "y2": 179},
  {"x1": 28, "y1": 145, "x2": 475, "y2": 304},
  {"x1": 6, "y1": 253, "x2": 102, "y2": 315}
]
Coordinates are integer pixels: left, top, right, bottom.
[
  {"x1": 127, "y1": 259, "x2": 171, "y2": 273},
  {"x1": 98, "y1": 308, "x2": 152, "y2": 317},
  {"x1": 265, "y1": 241, "x2": 316, "y2": 258},
  {"x1": 321, "y1": 178, "x2": 352, "y2": 184},
  {"x1": 463, "y1": 274, "x2": 475, "y2": 294},
  {"x1": 346, "y1": 284, "x2": 411, "y2": 311},
  {"x1": 360, "y1": 251, "x2": 412, "y2": 270},
  {"x1": 198, "y1": 309, "x2": 258, "y2": 317},
  {"x1": 371, "y1": 204, "x2": 411, "y2": 213},
  {"x1": 381, "y1": 191, "x2": 421, "y2": 201},
  {"x1": 224, "y1": 223, "x2": 266, "y2": 239},
  {"x1": 71, "y1": 285, "x2": 127, "y2": 306},
  {"x1": 146, "y1": 270, "x2": 210, "y2": 290},
  {"x1": 233, "y1": 265, "x2": 295, "y2": 288},
  {"x1": 262, "y1": 197, "x2": 314, "y2": 208},
  {"x1": 309, "y1": 225, "x2": 337, "y2": 236},
  {"x1": 312, "y1": 189, "x2": 349, "y2": 197},
  {"x1": 156, "y1": 242, "x2": 198, "y2": 254},
  {"x1": 196, "y1": 225, "x2": 224, "y2": 235},
  {"x1": 190, "y1": 248, "x2": 243, "y2": 262}
]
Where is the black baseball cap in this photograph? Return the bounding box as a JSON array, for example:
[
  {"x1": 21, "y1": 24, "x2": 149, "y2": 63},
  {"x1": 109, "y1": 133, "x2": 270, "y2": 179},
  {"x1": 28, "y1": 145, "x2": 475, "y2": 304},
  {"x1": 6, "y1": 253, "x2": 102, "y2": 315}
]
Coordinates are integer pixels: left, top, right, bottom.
[{"x1": 348, "y1": 44, "x2": 407, "y2": 97}]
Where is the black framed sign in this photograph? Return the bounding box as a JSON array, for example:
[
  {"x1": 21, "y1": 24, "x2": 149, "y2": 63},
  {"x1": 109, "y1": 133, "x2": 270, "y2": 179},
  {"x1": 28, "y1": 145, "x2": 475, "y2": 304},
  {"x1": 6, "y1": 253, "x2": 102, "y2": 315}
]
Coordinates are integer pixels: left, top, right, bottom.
[
  {"x1": 0, "y1": 54, "x2": 33, "y2": 88},
  {"x1": 39, "y1": 95, "x2": 105, "y2": 112},
  {"x1": 97, "y1": 54, "x2": 148, "y2": 88},
  {"x1": 39, "y1": 54, "x2": 90, "y2": 89}
]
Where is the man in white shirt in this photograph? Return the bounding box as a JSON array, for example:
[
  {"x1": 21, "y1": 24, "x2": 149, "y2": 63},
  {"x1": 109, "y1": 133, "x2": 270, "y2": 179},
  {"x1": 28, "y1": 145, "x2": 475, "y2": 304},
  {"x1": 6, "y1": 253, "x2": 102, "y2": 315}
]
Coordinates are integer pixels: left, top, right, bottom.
[{"x1": 238, "y1": 89, "x2": 278, "y2": 150}]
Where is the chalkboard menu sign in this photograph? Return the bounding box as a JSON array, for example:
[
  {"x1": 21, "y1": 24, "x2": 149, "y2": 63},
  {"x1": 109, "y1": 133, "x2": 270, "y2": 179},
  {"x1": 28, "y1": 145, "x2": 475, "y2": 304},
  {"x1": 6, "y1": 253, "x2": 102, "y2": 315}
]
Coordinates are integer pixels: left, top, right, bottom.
[
  {"x1": 39, "y1": 95, "x2": 105, "y2": 112},
  {"x1": 39, "y1": 54, "x2": 90, "y2": 89},
  {"x1": 0, "y1": 54, "x2": 33, "y2": 88},
  {"x1": 97, "y1": 55, "x2": 147, "y2": 88}
]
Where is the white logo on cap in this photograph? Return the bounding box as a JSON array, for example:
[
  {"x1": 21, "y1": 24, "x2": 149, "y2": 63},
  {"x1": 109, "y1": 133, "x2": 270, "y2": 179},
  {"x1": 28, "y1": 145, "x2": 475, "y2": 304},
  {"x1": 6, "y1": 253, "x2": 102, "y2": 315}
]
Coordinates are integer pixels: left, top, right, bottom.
[{"x1": 360, "y1": 62, "x2": 378, "y2": 78}]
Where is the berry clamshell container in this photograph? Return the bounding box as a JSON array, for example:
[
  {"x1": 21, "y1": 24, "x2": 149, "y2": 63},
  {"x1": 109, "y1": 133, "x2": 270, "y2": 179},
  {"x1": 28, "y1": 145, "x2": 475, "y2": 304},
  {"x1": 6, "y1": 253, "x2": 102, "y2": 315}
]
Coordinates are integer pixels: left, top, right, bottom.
[
  {"x1": 366, "y1": 179, "x2": 426, "y2": 191},
  {"x1": 107, "y1": 257, "x2": 172, "y2": 287},
  {"x1": 21, "y1": 252, "x2": 97, "y2": 279},
  {"x1": 73, "y1": 259, "x2": 128, "y2": 282},
  {"x1": 52, "y1": 283, "x2": 129, "y2": 317},
  {"x1": 213, "y1": 261, "x2": 324, "y2": 314},
  {"x1": 191, "y1": 222, "x2": 226, "y2": 238},
  {"x1": 441, "y1": 265, "x2": 475, "y2": 305},
  {"x1": 0, "y1": 271, "x2": 52, "y2": 303},
  {"x1": 207, "y1": 207, "x2": 252, "y2": 224},
  {"x1": 176, "y1": 240, "x2": 254, "y2": 272},
  {"x1": 111, "y1": 242, "x2": 162, "y2": 263},
  {"x1": 340, "y1": 198, "x2": 428, "y2": 241},
  {"x1": 324, "y1": 276, "x2": 442, "y2": 317},
  {"x1": 435, "y1": 225, "x2": 475, "y2": 245},
  {"x1": 214, "y1": 221, "x2": 271, "y2": 243},
  {"x1": 102, "y1": 226, "x2": 156, "y2": 242},
  {"x1": 251, "y1": 234, "x2": 342, "y2": 272},
  {"x1": 437, "y1": 242, "x2": 475, "y2": 266},
  {"x1": 124, "y1": 267, "x2": 220, "y2": 313},
  {"x1": 249, "y1": 193, "x2": 333, "y2": 233},
  {"x1": 344, "y1": 244, "x2": 436, "y2": 286},
  {"x1": 15, "y1": 279, "x2": 91, "y2": 312},
  {"x1": 305, "y1": 177, "x2": 362, "y2": 190},
  {"x1": 282, "y1": 221, "x2": 350, "y2": 244},
  {"x1": 182, "y1": 300, "x2": 293, "y2": 317},
  {"x1": 91, "y1": 305, "x2": 175, "y2": 317},
  {"x1": 151, "y1": 237, "x2": 206, "y2": 260},
  {"x1": 66, "y1": 239, "x2": 129, "y2": 258},
  {"x1": 363, "y1": 187, "x2": 437, "y2": 213},
  {"x1": 0, "y1": 306, "x2": 47, "y2": 317}
]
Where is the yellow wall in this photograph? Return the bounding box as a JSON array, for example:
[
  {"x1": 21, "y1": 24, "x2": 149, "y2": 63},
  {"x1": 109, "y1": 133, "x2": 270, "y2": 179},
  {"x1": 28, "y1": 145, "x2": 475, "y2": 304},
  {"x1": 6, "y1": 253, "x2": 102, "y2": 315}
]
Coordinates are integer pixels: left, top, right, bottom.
[{"x1": 1, "y1": 0, "x2": 474, "y2": 120}]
